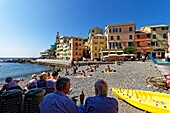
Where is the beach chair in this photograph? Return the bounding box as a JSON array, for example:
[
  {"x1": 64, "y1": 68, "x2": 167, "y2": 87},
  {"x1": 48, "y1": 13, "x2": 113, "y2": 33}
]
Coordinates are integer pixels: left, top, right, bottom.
[
  {"x1": 44, "y1": 87, "x2": 55, "y2": 95},
  {"x1": 0, "y1": 89, "x2": 23, "y2": 113},
  {"x1": 23, "y1": 88, "x2": 44, "y2": 113}
]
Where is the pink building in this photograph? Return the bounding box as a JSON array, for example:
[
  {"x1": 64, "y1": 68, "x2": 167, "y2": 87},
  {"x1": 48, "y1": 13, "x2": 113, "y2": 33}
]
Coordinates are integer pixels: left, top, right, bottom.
[{"x1": 105, "y1": 22, "x2": 136, "y2": 50}]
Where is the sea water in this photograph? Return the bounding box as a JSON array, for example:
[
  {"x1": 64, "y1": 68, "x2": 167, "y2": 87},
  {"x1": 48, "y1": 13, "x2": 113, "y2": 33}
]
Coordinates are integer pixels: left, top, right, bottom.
[{"x1": 0, "y1": 61, "x2": 51, "y2": 82}]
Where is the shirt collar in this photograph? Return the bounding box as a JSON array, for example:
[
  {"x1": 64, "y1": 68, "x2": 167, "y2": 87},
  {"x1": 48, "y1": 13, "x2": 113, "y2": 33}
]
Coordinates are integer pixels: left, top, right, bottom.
[{"x1": 54, "y1": 91, "x2": 67, "y2": 97}]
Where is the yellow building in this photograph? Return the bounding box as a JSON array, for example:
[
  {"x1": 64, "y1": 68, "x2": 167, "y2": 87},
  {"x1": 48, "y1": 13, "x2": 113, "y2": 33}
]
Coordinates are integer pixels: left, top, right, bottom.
[{"x1": 89, "y1": 34, "x2": 107, "y2": 60}]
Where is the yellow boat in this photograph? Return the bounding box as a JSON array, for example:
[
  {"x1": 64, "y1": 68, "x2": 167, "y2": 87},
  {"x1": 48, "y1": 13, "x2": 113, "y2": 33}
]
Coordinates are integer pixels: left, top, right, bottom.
[{"x1": 112, "y1": 88, "x2": 170, "y2": 113}]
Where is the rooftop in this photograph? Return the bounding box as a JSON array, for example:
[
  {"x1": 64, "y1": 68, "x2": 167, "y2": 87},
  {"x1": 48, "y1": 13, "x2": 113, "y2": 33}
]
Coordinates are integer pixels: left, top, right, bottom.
[
  {"x1": 106, "y1": 22, "x2": 136, "y2": 28},
  {"x1": 147, "y1": 24, "x2": 169, "y2": 28}
]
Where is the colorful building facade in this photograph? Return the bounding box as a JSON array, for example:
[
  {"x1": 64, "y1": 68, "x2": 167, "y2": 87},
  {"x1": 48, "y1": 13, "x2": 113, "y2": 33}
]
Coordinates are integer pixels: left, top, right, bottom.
[
  {"x1": 140, "y1": 24, "x2": 169, "y2": 58},
  {"x1": 89, "y1": 34, "x2": 107, "y2": 60}
]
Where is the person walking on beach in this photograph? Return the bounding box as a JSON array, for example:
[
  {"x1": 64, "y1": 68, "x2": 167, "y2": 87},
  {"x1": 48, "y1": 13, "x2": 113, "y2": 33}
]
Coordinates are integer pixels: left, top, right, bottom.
[
  {"x1": 39, "y1": 77, "x2": 80, "y2": 113},
  {"x1": 79, "y1": 79, "x2": 118, "y2": 113}
]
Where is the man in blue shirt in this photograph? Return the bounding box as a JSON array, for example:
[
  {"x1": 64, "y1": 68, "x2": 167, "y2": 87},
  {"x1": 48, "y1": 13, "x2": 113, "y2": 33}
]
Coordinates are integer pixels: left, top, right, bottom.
[
  {"x1": 39, "y1": 77, "x2": 79, "y2": 113},
  {"x1": 79, "y1": 79, "x2": 119, "y2": 113}
]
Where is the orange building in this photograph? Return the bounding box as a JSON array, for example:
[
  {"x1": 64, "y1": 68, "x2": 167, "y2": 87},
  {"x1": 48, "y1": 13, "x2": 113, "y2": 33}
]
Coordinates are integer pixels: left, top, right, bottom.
[
  {"x1": 70, "y1": 37, "x2": 84, "y2": 61},
  {"x1": 134, "y1": 31, "x2": 151, "y2": 58}
]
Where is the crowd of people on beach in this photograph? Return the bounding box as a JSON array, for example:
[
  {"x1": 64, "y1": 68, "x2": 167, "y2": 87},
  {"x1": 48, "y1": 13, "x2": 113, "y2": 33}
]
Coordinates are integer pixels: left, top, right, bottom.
[
  {"x1": 0, "y1": 61, "x2": 119, "y2": 113},
  {"x1": 0, "y1": 73, "x2": 118, "y2": 113}
]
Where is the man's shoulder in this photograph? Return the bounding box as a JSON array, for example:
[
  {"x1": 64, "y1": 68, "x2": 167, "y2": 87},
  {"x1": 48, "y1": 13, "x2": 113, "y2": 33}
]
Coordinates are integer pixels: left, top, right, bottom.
[{"x1": 86, "y1": 96, "x2": 118, "y2": 103}]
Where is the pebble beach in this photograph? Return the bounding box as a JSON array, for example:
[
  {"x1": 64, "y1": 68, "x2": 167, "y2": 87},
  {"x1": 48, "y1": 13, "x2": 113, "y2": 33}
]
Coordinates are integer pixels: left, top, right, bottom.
[{"x1": 0, "y1": 60, "x2": 165, "y2": 113}]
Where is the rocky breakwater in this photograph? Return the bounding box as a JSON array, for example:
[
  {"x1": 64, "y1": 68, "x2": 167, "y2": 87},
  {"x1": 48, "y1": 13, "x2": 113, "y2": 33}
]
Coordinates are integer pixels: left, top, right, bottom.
[{"x1": 1, "y1": 58, "x2": 69, "y2": 71}]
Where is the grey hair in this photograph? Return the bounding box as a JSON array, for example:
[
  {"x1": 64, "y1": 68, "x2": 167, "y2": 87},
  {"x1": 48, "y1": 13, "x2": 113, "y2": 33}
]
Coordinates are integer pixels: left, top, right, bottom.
[
  {"x1": 56, "y1": 78, "x2": 70, "y2": 91},
  {"x1": 95, "y1": 79, "x2": 108, "y2": 96}
]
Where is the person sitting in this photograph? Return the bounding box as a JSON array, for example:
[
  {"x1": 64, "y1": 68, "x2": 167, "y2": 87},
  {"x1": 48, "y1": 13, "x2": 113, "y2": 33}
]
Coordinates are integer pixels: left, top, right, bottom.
[
  {"x1": 26, "y1": 74, "x2": 37, "y2": 90},
  {"x1": 105, "y1": 65, "x2": 112, "y2": 72},
  {"x1": 37, "y1": 72, "x2": 47, "y2": 88},
  {"x1": 72, "y1": 64, "x2": 77, "y2": 74},
  {"x1": 46, "y1": 71, "x2": 59, "y2": 89},
  {"x1": 77, "y1": 70, "x2": 86, "y2": 78},
  {"x1": 79, "y1": 79, "x2": 118, "y2": 113},
  {"x1": 39, "y1": 77, "x2": 80, "y2": 113},
  {"x1": 93, "y1": 66, "x2": 97, "y2": 72},
  {"x1": 96, "y1": 63, "x2": 99, "y2": 68},
  {"x1": 0, "y1": 77, "x2": 22, "y2": 94},
  {"x1": 87, "y1": 66, "x2": 93, "y2": 72}
]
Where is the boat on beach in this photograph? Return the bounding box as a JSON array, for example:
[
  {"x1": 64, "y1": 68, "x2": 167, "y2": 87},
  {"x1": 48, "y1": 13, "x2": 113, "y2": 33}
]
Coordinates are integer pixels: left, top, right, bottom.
[{"x1": 112, "y1": 88, "x2": 170, "y2": 113}]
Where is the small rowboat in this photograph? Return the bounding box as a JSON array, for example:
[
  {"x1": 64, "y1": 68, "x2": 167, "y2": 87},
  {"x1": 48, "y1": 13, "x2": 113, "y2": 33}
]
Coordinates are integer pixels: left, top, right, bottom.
[{"x1": 112, "y1": 88, "x2": 170, "y2": 113}]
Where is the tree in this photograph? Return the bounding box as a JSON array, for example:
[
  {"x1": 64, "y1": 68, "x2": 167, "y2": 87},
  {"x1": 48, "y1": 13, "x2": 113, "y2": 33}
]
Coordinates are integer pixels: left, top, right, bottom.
[{"x1": 123, "y1": 46, "x2": 137, "y2": 54}]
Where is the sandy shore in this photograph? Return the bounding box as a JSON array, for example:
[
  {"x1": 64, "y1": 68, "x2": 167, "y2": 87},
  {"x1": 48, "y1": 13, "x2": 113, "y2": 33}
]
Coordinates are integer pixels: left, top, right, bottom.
[{"x1": 0, "y1": 61, "x2": 165, "y2": 113}]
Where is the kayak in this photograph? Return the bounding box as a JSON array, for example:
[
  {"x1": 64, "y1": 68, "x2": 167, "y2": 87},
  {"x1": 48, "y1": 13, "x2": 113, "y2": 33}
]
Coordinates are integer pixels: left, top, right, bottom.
[{"x1": 112, "y1": 88, "x2": 170, "y2": 113}]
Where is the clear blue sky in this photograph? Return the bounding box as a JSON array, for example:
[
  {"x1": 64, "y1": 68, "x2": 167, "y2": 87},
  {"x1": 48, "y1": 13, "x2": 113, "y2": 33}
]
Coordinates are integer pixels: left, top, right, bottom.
[{"x1": 0, "y1": 0, "x2": 170, "y2": 57}]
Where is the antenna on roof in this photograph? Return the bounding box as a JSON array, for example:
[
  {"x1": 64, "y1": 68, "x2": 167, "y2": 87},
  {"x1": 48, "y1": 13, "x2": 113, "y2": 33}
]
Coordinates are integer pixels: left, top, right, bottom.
[{"x1": 80, "y1": 32, "x2": 82, "y2": 38}]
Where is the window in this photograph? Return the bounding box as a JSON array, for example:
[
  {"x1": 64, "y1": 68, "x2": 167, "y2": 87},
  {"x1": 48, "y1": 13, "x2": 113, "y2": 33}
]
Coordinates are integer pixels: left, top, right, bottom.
[
  {"x1": 128, "y1": 42, "x2": 134, "y2": 46},
  {"x1": 115, "y1": 28, "x2": 118, "y2": 32},
  {"x1": 148, "y1": 42, "x2": 151, "y2": 46},
  {"x1": 147, "y1": 34, "x2": 150, "y2": 38},
  {"x1": 92, "y1": 30, "x2": 94, "y2": 32},
  {"x1": 163, "y1": 34, "x2": 167, "y2": 39},
  {"x1": 76, "y1": 47, "x2": 78, "y2": 50},
  {"x1": 95, "y1": 47, "x2": 97, "y2": 50},
  {"x1": 100, "y1": 42, "x2": 104, "y2": 44},
  {"x1": 137, "y1": 42, "x2": 140, "y2": 47},
  {"x1": 79, "y1": 43, "x2": 81, "y2": 46},
  {"x1": 153, "y1": 35, "x2": 156, "y2": 39},
  {"x1": 158, "y1": 52, "x2": 160, "y2": 55},
  {"x1": 94, "y1": 41, "x2": 98, "y2": 44},
  {"x1": 117, "y1": 36, "x2": 120, "y2": 40},
  {"x1": 76, "y1": 52, "x2": 78, "y2": 55},
  {"x1": 111, "y1": 36, "x2": 114, "y2": 40},
  {"x1": 113, "y1": 43, "x2": 115, "y2": 48},
  {"x1": 76, "y1": 42, "x2": 78, "y2": 46},
  {"x1": 137, "y1": 35, "x2": 140, "y2": 38},
  {"x1": 94, "y1": 36, "x2": 98, "y2": 39},
  {"x1": 129, "y1": 27, "x2": 133, "y2": 31},
  {"x1": 79, "y1": 39, "x2": 81, "y2": 41},
  {"x1": 151, "y1": 42, "x2": 157, "y2": 46},
  {"x1": 117, "y1": 42, "x2": 122, "y2": 48},
  {"x1": 109, "y1": 29, "x2": 111, "y2": 33},
  {"x1": 129, "y1": 35, "x2": 132, "y2": 39},
  {"x1": 79, "y1": 48, "x2": 81, "y2": 51},
  {"x1": 112, "y1": 28, "x2": 115, "y2": 32},
  {"x1": 95, "y1": 53, "x2": 97, "y2": 56},
  {"x1": 117, "y1": 28, "x2": 121, "y2": 32},
  {"x1": 79, "y1": 53, "x2": 81, "y2": 56},
  {"x1": 161, "y1": 27, "x2": 165, "y2": 30},
  {"x1": 75, "y1": 38, "x2": 78, "y2": 41},
  {"x1": 153, "y1": 28, "x2": 156, "y2": 31},
  {"x1": 119, "y1": 28, "x2": 121, "y2": 32}
]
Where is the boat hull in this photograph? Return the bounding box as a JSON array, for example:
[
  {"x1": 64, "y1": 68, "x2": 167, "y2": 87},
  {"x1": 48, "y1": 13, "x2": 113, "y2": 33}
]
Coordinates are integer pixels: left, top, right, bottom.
[{"x1": 112, "y1": 88, "x2": 170, "y2": 113}]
